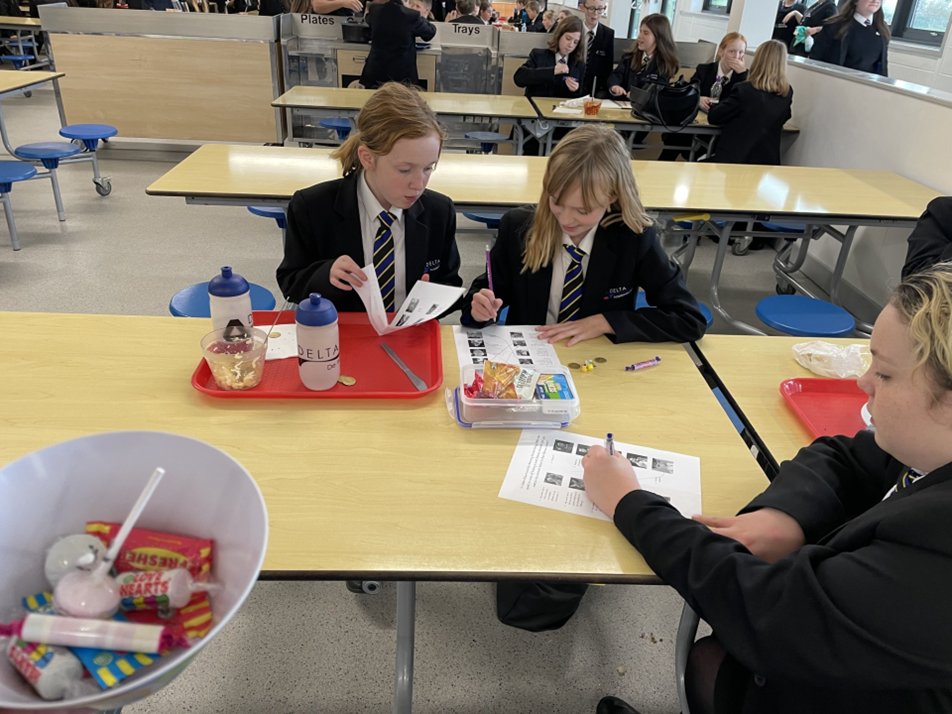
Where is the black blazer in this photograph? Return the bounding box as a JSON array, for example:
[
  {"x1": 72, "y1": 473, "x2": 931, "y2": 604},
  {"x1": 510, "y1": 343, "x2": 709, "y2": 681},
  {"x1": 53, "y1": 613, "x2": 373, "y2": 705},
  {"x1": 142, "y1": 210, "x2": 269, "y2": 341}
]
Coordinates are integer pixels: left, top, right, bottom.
[
  {"x1": 460, "y1": 206, "x2": 706, "y2": 343},
  {"x1": 691, "y1": 61, "x2": 747, "y2": 100},
  {"x1": 707, "y1": 81, "x2": 792, "y2": 165},
  {"x1": 450, "y1": 13, "x2": 482, "y2": 23},
  {"x1": 902, "y1": 197, "x2": 952, "y2": 279},
  {"x1": 772, "y1": 1, "x2": 806, "y2": 47},
  {"x1": 607, "y1": 56, "x2": 669, "y2": 94},
  {"x1": 276, "y1": 171, "x2": 463, "y2": 308},
  {"x1": 361, "y1": 0, "x2": 436, "y2": 88},
  {"x1": 613, "y1": 430, "x2": 952, "y2": 713},
  {"x1": 811, "y1": 17, "x2": 889, "y2": 76},
  {"x1": 789, "y1": 0, "x2": 836, "y2": 56},
  {"x1": 526, "y1": 14, "x2": 545, "y2": 32},
  {"x1": 583, "y1": 22, "x2": 615, "y2": 97},
  {"x1": 514, "y1": 48, "x2": 586, "y2": 99}
]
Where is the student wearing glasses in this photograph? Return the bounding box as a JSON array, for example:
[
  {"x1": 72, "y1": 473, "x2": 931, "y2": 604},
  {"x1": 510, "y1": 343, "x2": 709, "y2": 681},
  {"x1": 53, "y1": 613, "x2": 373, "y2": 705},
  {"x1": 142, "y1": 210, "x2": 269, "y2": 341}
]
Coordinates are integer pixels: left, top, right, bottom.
[{"x1": 580, "y1": 0, "x2": 615, "y2": 97}]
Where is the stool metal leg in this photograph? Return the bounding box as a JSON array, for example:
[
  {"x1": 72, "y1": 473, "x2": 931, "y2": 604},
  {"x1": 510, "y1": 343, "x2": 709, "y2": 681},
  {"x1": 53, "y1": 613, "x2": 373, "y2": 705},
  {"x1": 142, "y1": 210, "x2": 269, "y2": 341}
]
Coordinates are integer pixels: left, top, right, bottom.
[
  {"x1": 675, "y1": 602, "x2": 700, "y2": 714},
  {"x1": 2, "y1": 192, "x2": 20, "y2": 251},
  {"x1": 393, "y1": 581, "x2": 416, "y2": 714},
  {"x1": 48, "y1": 168, "x2": 66, "y2": 221}
]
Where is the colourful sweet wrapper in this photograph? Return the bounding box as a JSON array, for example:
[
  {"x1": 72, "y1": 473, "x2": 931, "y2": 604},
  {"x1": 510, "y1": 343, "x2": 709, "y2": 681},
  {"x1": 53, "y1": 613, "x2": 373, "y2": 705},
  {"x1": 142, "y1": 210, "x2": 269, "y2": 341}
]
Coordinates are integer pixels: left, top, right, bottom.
[{"x1": 85, "y1": 521, "x2": 214, "y2": 579}]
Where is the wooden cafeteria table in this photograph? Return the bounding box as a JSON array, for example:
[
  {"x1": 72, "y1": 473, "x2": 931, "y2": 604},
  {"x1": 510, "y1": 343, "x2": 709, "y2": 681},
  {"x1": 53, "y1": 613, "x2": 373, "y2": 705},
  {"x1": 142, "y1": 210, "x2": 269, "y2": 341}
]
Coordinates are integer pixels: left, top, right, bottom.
[
  {"x1": 0, "y1": 311, "x2": 767, "y2": 712},
  {"x1": 0, "y1": 18, "x2": 50, "y2": 72},
  {"x1": 272, "y1": 85, "x2": 539, "y2": 153},
  {"x1": 0, "y1": 69, "x2": 66, "y2": 163},
  {"x1": 693, "y1": 334, "x2": 868, "y2": 474}
]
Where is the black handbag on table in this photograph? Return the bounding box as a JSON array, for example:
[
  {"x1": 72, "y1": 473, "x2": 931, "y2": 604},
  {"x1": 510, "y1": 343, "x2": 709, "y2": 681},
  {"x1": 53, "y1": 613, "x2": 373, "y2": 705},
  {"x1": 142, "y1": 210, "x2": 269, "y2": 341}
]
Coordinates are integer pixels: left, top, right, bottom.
[{"x1": 629, "y1": 75, "x2": 700, "y2": 131}]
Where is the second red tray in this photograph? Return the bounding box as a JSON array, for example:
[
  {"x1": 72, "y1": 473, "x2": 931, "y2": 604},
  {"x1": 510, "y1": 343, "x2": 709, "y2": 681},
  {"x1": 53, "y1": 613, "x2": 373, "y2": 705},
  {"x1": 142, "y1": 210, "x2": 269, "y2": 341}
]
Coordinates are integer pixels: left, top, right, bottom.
[
  {"x1": 779, "y1": 377, "x2": 868, "y2": 438},
  {"x1": 192, "y1": 311, "x2": 442, "y2": 399}
]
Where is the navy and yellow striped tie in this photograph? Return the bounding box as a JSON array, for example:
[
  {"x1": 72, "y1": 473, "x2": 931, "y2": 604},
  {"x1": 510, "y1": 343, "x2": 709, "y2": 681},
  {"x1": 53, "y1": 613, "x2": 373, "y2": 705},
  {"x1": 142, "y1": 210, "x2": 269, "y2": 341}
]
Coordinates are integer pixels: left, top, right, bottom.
[
  {"x1": 896, "y1": 467, "x2": 926, "y2": 491},
  {"x1": 557, "y1": 244, "x2": 586, "y2": 323},
  {"x1": 373, "y1": 210, "x2": 396, "y2": 312}
]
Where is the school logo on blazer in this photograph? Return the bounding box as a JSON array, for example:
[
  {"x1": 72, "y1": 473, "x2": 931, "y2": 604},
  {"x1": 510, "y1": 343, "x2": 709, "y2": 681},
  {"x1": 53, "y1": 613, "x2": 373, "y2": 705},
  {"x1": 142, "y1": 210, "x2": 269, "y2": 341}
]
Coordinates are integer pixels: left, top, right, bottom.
[
  {"x1": 604, "y1": 285, "x2": 633, "y2": 300},
  {"x1": 424, "y1": 258, "x2": 441, "y2": 272}
]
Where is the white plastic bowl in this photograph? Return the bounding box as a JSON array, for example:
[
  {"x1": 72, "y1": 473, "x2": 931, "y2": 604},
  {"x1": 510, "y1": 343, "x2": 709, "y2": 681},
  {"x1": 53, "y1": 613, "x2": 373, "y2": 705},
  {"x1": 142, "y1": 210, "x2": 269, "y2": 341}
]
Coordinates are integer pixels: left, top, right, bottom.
[{"x1": 0, "y1": 431, "x2": 268, "y2": 711}]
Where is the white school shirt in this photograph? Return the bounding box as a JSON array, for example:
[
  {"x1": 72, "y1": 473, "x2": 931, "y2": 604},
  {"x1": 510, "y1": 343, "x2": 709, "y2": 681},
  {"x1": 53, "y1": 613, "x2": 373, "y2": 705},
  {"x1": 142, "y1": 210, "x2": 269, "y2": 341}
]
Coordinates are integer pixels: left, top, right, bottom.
[
  {"x1": 358, "y1": 173, "x2": 407, "y2": 309},
  {"x1": 853, "y1": 11, "x2": 873, "y2": 26},
  {"x1": 545, "y1": 226, "x2": 597, "y2": 324}
]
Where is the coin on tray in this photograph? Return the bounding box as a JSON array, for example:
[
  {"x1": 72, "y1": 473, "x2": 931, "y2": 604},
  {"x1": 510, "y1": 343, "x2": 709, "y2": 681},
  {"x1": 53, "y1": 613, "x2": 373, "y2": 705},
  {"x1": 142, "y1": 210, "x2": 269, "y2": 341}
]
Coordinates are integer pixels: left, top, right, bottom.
[{"x1": 338, "y1": 375, "x2": 357, "y2": 387}]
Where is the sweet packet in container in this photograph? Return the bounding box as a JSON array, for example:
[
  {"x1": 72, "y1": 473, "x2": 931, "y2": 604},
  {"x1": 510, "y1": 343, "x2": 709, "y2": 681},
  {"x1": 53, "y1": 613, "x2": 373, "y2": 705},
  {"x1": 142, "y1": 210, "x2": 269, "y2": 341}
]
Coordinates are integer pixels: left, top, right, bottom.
[
  {"x1": 792, "y1": 340, "x2": 871, "y2": 379},
  {"x1": 85, "y1": 521, "x2": 213, "y2": 580},
  {"x1": 478, "y1": 361, "x2": 540, "y2": 400}
]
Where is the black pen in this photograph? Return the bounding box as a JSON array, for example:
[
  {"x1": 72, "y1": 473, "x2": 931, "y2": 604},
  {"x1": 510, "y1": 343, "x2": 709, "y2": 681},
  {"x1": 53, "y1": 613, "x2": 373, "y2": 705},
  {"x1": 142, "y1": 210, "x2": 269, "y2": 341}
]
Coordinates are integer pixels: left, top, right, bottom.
[{"x1": 604, "y1": 432, "x2": 615, "y2": 456}]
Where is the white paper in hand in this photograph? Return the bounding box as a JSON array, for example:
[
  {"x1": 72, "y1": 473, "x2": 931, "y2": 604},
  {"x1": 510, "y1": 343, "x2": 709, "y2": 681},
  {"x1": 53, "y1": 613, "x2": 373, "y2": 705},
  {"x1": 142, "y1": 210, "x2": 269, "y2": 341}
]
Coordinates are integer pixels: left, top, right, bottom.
[{"x1": 354, "y1": 263, "x2": 464, "y2": 335}]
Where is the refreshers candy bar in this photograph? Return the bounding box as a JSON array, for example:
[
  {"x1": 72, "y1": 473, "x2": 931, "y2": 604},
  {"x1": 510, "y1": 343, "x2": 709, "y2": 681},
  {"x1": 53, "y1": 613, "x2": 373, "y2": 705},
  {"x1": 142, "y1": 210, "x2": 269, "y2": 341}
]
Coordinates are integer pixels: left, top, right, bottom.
[{"x1": 86, "y1": 522, "x2": 213, "y2": 579}]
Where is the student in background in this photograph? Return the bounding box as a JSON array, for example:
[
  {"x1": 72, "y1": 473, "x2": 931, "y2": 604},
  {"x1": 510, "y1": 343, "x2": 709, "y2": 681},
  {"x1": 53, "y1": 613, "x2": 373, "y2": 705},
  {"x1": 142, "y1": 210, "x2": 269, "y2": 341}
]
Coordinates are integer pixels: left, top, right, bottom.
[
  {"x1": 360, "y1": 0, "x2": 435, "y2": 88},
  {"x1": 409, "y1": 0, "x2": 434, "y2": 20},
  {"x1": 658, "y1": 31, "x2": 748, "y2": 161},
  {"x1": 589, "y1": 262, "x2": 952, "y2": 714},
  {"x1": 811, "y1": 0, "x2": 890, "y2": 76},
  {"x1": 607, "y1": 13, "x2": 678, "y2": 98},
  {"x1": 902, "y1": 197, "x2": 952, "y2": 279},
  {"x1": 581, "y1": 0, "x2": 615, "y2": 97},
  {"x1": 289, "y1": 0, "x2": 361, "y2": 14},
  {"x1": 706, "y1": 39, "x2": 792, "y2": 165},
  {"x1": 478, "y1": 0, "x2": 494, "y2": 24},
  {"x1": 513, "y1": 15, "x2": 586, "y2": 99},
  {"x1": 508, "y1": 0, "x2": 528, "y2": 27},
  {"x1": 277, "y1": 83, "x2": 462, "y2": 310},
  {"x1": 541, "y1": 9, "x2": 556, "y2": 31},
  {"x1": 525, "y1": 0, "x2": 546, "y2": 31},
  {"x1": 787, "y1": 0, "x2": 837, "y2": 57},
  {"x1": 772, "y1": 0, "x2": 806, "y2": 49},
  {"x1": 463, "y1": 125, "x2": 704, "y2": 630},
  {"x1": 448, "y1": 0, "x2": 481, "y2": 22}
]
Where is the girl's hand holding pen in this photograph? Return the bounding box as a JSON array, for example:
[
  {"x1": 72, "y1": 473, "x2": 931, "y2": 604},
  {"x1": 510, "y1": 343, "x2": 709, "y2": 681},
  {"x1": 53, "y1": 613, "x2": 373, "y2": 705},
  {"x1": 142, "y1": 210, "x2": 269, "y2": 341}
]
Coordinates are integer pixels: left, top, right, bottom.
[
  {"x1": 471, "y1": 289, "x2": 503, "y2": 322},
  {"x1": 329, "y1": 255, "x2": 368, "y2": 291},
  {"x1": 536, "y1": 314, "x2": 612, "y2": 346},
  {"x1": 581, "y1": 446, "x2": 640, "y2": 519}
]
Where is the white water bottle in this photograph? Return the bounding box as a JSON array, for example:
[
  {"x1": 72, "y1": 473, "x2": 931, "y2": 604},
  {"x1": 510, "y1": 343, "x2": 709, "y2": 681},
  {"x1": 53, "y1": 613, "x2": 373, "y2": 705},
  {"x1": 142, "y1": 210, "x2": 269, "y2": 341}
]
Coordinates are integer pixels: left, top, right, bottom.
[
  {"x1": 208, "y1": 266, "x2": 253, "y2": 331},
  {"x1": 296, "y1": 293, "x2": 340, "y2": 391}
]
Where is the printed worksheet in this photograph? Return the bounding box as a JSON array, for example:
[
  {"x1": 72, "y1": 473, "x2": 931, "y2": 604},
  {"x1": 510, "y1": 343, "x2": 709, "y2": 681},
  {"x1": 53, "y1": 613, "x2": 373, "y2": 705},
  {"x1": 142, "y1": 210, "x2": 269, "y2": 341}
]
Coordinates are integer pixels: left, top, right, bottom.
[
  {"x1": 499, "y1": 430, "x2": 702, "y2": 521},
  {"x1": 453, "y1": 325, "x2": 562, "y2": 371},
  {"x1": 355, "y1": 266, "x2": 464, "y2": 336}
]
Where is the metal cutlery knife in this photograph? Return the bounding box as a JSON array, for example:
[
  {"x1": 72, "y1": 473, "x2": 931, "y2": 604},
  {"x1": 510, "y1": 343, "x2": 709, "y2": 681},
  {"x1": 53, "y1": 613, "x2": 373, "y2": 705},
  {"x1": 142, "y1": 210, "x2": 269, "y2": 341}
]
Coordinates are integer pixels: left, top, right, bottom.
[{"x1": 381, "y1": 343, "x2": 427, "y2": 391}]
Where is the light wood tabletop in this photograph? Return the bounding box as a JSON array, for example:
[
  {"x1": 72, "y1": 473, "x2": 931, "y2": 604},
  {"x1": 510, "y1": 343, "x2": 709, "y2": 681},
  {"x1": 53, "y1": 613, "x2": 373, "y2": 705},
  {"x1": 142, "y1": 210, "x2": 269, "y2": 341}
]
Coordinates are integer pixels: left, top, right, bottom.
[
  {"x1": 0, "y1": 15, "x2": 41, "y2": 28},
  {"x1": 0, "y1": 312, "x2": 767, "y2": 581},
  {"x1": 530, "y1": 96, "x2": 712, "y2": 126},
  {"x1": 146, "y1": 143, "x2": 940, "y2": 222},
  {"x1": 0, "y1": 69, "x2": 63, "y2": 94},
  {"x1": 694, "y1": 334, "x2": 869, "y2": 467},
  {"x1": 273, "y1": 85, "x2": 539, "y2": 119}
]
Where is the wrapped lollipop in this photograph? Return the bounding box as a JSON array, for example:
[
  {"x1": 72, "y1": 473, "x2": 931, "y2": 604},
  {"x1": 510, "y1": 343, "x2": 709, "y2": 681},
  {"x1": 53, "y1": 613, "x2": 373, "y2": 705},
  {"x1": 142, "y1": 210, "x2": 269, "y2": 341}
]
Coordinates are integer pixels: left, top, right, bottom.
[
  {"x1": 115, "y1": 569, "x2": 217, "y2": 616},
  {"x1": 53, "y1": 467, "x2": 165, "y2": 619},
  {"x1": 1, "y1": 613, "x2": 189, "y2": 655},
  {"x1": 44, "y1": 534, "x2": 106, "y2": 588}
]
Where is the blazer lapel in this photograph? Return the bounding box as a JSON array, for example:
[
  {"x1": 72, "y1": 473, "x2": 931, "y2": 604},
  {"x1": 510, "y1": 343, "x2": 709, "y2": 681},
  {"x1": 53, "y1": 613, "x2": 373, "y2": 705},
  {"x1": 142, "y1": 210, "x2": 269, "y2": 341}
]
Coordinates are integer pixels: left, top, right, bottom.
[
  {"x1": 580, "y1": 218, "x2": 621, "y2": 315},
  {"x1": 404, "y1": 199, "x2": 427, "y2": 282},
  {"x1": 333, "y1": 172, "x2": 368, "y2": 263},
  {"x1": 526, "y1": 264, "x2": 553, "y2": 323}
]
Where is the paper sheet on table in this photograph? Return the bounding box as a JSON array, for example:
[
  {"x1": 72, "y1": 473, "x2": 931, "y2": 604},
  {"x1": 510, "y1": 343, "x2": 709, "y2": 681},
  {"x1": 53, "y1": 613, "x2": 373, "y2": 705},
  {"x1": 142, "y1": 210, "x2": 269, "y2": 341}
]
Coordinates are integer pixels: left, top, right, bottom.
[
  {"x1": 453, "y1": 325, "x2": 562, "y2": 371},
  {"x1": 499, "y1": 430, "x2": 702, "y2": 521},
  {"x1": 262, "y1": 323, "x2": 298, "y2": 361},
  {"x1": 553, "y1": 105, "x2": 583, "y2": 115},
  {"x1": 354, "y1": 264, "x2": 464, "y2": 335},
  {"x1": 601, "y1": 99, "x2": 630, "y2": 109}
]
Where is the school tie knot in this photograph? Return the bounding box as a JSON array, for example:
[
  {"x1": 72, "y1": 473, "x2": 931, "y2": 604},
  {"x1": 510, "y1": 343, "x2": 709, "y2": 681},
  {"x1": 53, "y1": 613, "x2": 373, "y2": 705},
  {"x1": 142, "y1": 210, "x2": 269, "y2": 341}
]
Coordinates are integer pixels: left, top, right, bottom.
[
  {"x1": 558, "y1": 56, "x2": 567, "y2": 65},
  {"x1": 896, "y1": 467, "x2": 926, "y2": 492},
  {"x1": 373, "y1": 210, "x2": 397, "y2": 312},
  {"x1": 557, "y1": 244, "x2": 586, "y2": 323}
]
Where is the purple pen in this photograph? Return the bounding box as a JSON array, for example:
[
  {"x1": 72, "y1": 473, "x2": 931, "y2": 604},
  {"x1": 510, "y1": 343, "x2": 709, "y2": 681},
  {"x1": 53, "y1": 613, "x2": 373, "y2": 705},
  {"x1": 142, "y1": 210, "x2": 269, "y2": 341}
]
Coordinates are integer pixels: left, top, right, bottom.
[
  {"x1": 485, "y1": 245, "x2": 495, "y2": 292},
  {"x1": 604, "y1": 432, "x2": 615, "y2": 455},
  {"x1": 625, "y1": 356, "x2": 661, "y2": 372}
]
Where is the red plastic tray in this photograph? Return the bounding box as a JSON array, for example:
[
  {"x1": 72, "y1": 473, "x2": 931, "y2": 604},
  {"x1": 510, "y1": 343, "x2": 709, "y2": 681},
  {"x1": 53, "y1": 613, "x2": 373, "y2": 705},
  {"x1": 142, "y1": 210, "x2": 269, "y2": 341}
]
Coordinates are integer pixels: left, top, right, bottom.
[
  {"x1": 779, "y1": 377, "x2": 867, "y2": 438},
  {"x1": 191, "y1": 311, "x2": 442, "y2": 399}
]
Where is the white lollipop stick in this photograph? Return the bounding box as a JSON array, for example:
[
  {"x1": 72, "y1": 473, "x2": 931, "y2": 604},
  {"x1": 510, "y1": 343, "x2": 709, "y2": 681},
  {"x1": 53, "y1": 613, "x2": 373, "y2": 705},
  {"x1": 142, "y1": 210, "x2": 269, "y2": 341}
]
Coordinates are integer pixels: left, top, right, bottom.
[{"x1": 93, "y1": 467, "x2": 166, "y2": 578}]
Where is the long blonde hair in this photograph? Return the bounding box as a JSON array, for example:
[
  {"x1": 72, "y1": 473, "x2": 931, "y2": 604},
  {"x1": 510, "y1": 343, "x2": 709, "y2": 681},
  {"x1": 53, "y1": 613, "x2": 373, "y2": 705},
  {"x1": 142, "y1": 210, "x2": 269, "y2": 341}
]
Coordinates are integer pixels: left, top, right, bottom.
[
  {"x1": 748, "y1": 40, "x2": 790, "y2": 96},
  {"x1": 522, "y1": 125, "x2": 651, "y2": 273},
  {"x1": 332, "y1": 83, "x2": 446, "y2": 176},
  {"x1": 891, "y1": 262, "x2": 952, "y2": 400}
]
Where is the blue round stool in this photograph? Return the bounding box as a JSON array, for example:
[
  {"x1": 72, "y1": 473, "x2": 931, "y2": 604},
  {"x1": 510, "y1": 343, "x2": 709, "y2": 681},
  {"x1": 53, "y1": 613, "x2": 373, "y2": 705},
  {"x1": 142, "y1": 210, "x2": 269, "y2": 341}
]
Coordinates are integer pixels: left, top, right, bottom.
[
  {"x1": 169, "y1": 282, "x2": 277, "y2": 318},
  {"x1": 14, "y1": 142, "x2": 82, "y2": 221},
  {"x1": 247, "y1": 205, "x2": 287, "y2": 230},
  {"x1": 755, "y1": 294, "x2": 855, "y2": 337},
  {"x1": 319, "y1": 118, "x2": 352, "y2": 142},
  {"x1": 0, "y1": 54, "x2": 34, "y2": 70},
  {"x1": 465, "y1": 131, "x2": 507, "y2": 154},
  {"x1": 0, "y1": 161, "x2": 38, "y2": 251},
  {"x1": 636, "y1": 291, "x2": 714, "y2": 329},
  {"x1": 463, "y1": 211, "x2": 503, "y2": 231},
  {"x1": 58, "y1": 124, "x2": 118, "y2": 196}
]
